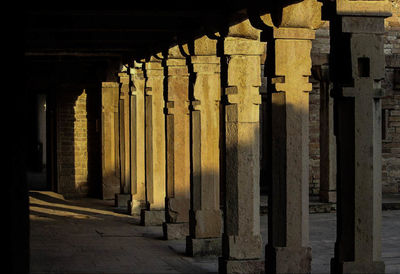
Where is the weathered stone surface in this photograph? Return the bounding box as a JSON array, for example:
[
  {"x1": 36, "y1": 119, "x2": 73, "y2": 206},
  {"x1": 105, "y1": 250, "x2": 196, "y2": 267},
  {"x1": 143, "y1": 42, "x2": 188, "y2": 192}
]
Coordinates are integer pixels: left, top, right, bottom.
[
  {"x1": 186, "y1": 35, "x2": 223, "y2": 256},
  {"x1": 219, "y1": 18, "x2": 264, "y2": 272},
  {"x1": 330, "y1": 11, "x2": 388, "y2": 273},
  {"x1": 115, "y1": 193, "x2": 131, "y2": 208},
  {"x1": 266, "y1": 246, "x2": 312, "y2": 273},
  {"x1": 140, "y1": 209, "x2": 165, "y2": 226},
  {"x1": 336, "y1": 0, "x2": 392, "y2": 16},
  {"x1": 163, "y1": 45, "x2": 191, "y2": 235},
  {"x1": 189, "y1": 209, "x2": 222, "y2": 239},
  {"x1": 165, "y1": 197, "x2": 190, "y2": 223},
  {"x1": 143, "y1": 56, "x2": 166, "y2": 212},
  {"x1": 224, "y1": 235, "x2": 262, "y2": 260},
  {"x1": 101, "y1": 82, "x2": 120, "y2": 200},
  {"x1": 186, "y1": 237, "x2": 222, "y2": 257},
  {"x1": 118, "y1": 72, "x2": 131, "y2": 195},
  {"x1": 163, "y1": 222, "x2": 189, "y2": 240},
  {"x1": 130, "y1": 62, "x2": 146, "y2": 214},
  {"x1": 219, "y1": 258, "x2": 265, "y2": 274},
  {"x1": 130, "y1": 199, "x2": 146, "y2": 215},
  {"x1": 265, "y1": 1, "x2": 321, "y2": 271}
]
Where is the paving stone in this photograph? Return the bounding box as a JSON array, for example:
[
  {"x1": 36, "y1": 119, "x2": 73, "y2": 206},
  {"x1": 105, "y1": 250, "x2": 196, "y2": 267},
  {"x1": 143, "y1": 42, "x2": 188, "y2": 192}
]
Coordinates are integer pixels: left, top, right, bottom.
[{"x1": 30, "y1": 191, "x2": 400, "y2": 274}]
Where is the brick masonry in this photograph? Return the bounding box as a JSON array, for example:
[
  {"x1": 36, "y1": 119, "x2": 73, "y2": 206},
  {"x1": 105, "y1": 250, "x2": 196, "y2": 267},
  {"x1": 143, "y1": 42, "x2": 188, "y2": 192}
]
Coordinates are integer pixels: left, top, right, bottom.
[{"x1": 56, "y1": 87, "x2": 101, "y2": 198}]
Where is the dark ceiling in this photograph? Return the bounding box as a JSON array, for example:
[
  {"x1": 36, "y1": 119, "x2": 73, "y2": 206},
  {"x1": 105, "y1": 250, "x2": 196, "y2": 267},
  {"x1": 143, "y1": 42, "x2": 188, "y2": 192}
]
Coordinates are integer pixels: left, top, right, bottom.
[
  {"x1": 24, "y1": 5, "x2": 259, "y2": 61},
  {"x1": 22, "y1": 4, "x2": 271, "y2": 88}
]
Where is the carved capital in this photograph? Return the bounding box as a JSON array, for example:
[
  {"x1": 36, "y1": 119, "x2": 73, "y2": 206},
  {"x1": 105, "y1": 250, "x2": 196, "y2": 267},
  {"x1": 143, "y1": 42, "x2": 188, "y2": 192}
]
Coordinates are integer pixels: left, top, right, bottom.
[
  {"x1": 192, "y1": 35, "x2": 218, "y2": 56},
  {"x1": 279, "y1": 0, "x2": 323, "y2": 29},
  {"x1": 336, "y1": 0, "x2": 392, "y2": 16},
  {"x1": 227, "y1": 19, "x2": 261, "y2": 40}
]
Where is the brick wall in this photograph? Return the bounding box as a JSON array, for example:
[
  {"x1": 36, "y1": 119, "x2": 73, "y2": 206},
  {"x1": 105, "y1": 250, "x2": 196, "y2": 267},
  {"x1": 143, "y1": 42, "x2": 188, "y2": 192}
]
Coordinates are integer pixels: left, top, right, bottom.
[
  {"x1": 57, "y1": 89, "x2": 89, "y2": 198},
  {"x1": 382, "y1": 3, "x2": 400, "y2": 193}
]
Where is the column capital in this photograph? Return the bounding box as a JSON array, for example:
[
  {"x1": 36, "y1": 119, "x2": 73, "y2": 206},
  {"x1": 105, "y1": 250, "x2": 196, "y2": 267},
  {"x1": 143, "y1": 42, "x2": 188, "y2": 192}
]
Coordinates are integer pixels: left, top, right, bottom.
[
  {"x1": 336, "y1": 0, "x2": 392, "y2": 16},
  {"x1": 258, "y1": 0, "x2": 323, "y2": 30},
  {"x1": 118, "y1": 72, "x2": 130, "y2": 85},
  {"x1": 191, "y1": 35, "x2": 218, "y2": 56},
  {"x1": 144, "y1": 61, "x2": 163, "y2": 79},
  {"x1": 130, "y1": 62, "x2": 144, "y2": 78}
]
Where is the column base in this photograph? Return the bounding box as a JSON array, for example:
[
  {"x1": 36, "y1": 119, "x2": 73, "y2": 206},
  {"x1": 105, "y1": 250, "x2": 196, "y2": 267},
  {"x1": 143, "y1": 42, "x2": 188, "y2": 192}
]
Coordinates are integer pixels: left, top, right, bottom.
[
  {"x1": 224, "y1": 235, "x2": 262, "y2": 259},
  {"x1": 186, "y1": 236, "x2": 222, "y2": 256},
  {"x1": 129, "y1": 199, "x2": 146, "y2": 216},
  {"x1": 162, "y1": 222, "x2": 189, "y2": 240},
  {"x1": 218, "y1": 257, "x2": 264, "y2": 274},
  {"x1": 266, "y1": 245, "x2": 312, "y2": 273},
  {"x1": 140, "y1": 209, "x2": 165, "y2": 226},
  {"x1": 115, "y1": 193, "x2": 131, "y2": 208},
  {"x1": 331, "y1": 257, "x2": 385, "y2": 274}
]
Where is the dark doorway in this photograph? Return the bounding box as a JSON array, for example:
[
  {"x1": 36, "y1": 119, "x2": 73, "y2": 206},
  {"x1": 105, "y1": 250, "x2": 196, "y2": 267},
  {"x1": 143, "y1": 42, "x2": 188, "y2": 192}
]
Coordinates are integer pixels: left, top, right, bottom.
[
  {"x1": 27, "y1": 93, "x2": 48, "y2": 190},
  {"x1": 27, "y1": 92, "x2": 57, "y2": 191}
]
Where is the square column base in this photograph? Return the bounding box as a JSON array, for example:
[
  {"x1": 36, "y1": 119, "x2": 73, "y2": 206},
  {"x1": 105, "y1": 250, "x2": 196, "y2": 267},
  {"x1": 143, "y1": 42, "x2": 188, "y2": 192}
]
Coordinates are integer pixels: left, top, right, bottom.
[
  {"x1": 266, "y1": 245, "x2": 312, "y2": 273},
  {"x1": 115, "y1": 193, "x2": 131, "y2": 208},
  {"x1": 331, "y1": 258, "x2": 385, "y2": 274},
  {"x1": 225, "y1": 235, "x2": 262, "y2": 259},
  {"x1": 218, "y1": 258, "x2": 264, "y2": 274},
  {"x1": 186, "y1": 236, "x2": 222, "y2": 256},
  {"x1": 162, "y1": 222, "x2": 189, "y2": 240},
  {"x1": 140, "y1": 209, "x2": 165, "y2": 226}
]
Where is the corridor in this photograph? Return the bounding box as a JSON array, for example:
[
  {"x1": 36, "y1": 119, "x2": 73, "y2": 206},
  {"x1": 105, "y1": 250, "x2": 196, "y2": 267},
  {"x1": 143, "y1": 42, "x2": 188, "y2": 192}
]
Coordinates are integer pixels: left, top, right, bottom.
[{"x1": 30, "y1": 191, "x2": 400, "y2": 273}]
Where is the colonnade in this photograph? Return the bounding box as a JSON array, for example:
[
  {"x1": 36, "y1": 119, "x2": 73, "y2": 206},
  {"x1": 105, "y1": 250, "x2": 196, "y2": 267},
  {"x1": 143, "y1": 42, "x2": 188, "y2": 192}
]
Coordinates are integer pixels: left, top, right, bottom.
[{"x1": 101, "y1": 0, "x2": 392, "y2": 272}]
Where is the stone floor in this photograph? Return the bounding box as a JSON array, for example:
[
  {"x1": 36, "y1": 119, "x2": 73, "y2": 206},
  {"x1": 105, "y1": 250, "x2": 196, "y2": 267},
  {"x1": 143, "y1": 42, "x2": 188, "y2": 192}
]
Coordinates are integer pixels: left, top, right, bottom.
[{"x1": 30, "y1": 191, "x2": 400, "y2": 273}]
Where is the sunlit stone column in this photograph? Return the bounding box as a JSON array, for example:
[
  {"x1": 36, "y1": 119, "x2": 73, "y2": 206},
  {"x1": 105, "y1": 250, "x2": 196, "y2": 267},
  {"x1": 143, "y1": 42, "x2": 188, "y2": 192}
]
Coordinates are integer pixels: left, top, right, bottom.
[
  {"x1": 218, "y1": 19, "x2": 265, "y2": 273},
  {"x1": 163, "y1": 45, "x2": 191, "y2": 240},
  {"x1": 101, "y1": 82, "x2": 120, "y2": 200},
  {"x1": 264, "y1": 1, "x2": 322, "y2": 272},
  {"x1": 185, "y1": 36, "x2": 223, "y2": 256},
  {"x1": 129, "y1": 62, "x2": 146, "y2": 215},
  {"x1": 330, "y1": 0, "x2": 391, "y2": 272},
  {"x1": 140, "y1": 55, "x2": 166, "y2": 226},
  {"x1": 115, "y1": 71, "x2": 132, "y2": 209}
]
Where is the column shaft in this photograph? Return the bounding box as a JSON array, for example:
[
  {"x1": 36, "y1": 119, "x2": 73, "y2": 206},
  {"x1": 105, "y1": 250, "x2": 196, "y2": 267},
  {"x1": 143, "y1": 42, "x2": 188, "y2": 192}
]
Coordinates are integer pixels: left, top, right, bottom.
[
  {"x1": 318, "y1": 65, "x2": 337, "y2": 203},
  {"x1": 266, "y1": 27, "x2": 315, "y2": 273},
  {"x1": 219, "y1": 19, "x2": 265, "y2": 273},
  {"x1": 140, "y1": 57, "x2": 166, "y2": 226},
  {"x1": 163, "y1": 46, "x2": 191, "y2": 239},
  {"x1": 186, "y1": 36, "x2": 223, "y2": 256},
  {"x1": 130, "y1": 63, "x2": 146, "y2": 215},
  {"x1": 115, "y1": 72, "x2": 132, "y2": 209},
  {"x1": 330, "y1": 13, "x2": 389, "y2": 273},
  {"x1": 101, "y1": 82, "x2": 120, "y2": 200}
]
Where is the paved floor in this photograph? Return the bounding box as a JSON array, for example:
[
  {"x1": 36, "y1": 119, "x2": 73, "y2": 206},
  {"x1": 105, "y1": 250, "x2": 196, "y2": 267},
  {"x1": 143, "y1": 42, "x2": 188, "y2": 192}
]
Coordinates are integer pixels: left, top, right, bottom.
[{"x1": 30, "y1": 191, "x2": 400, "y2": 273}]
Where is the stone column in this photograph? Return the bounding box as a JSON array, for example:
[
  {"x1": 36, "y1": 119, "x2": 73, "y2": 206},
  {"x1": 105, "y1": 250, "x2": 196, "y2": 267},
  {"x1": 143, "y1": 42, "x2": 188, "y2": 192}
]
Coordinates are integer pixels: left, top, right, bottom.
[
  {"x1": 140, "y1": 55, "x2": 166, "y2": 226},
  {"x1": 329, "y1": 0, "x2": 391, "y2": 272},
  {"x1": 264, "y1": 1, "x2": 322, "y2": 272},
  {"x1": 218, "y1": 19, "x2": 265, "y2": 273},
  {"x1": 101, "y1": 82, "x2": 120, "y2": 200},
  {"x1": 129, "y1": 62, "x2": 146, "y2": 215},
  {"x1": 163, "y1": 45, "x2": 191, "y2": 240},
  {"x1": 316, "y1": 65, "x2": 337, "y2": 203},
  {"x1": 185, "y1": 36, "x2": 223, "y2": 256},
  {"x1": 115, "y1": 71, "x2": 132, "y2": 209}
]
